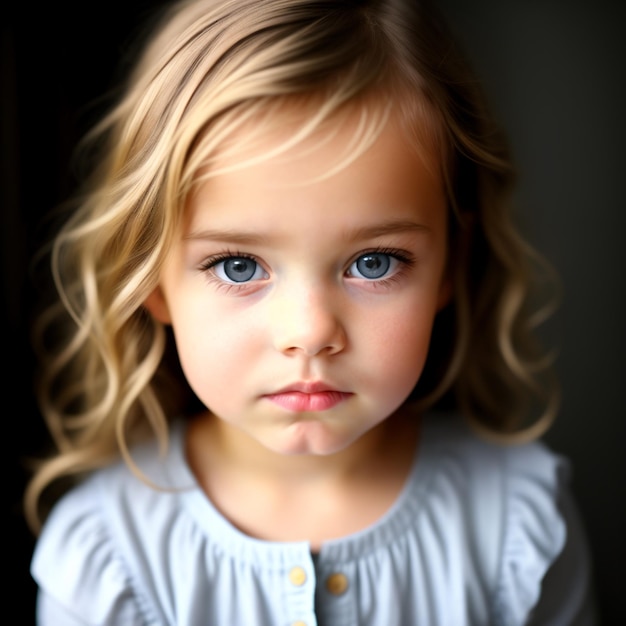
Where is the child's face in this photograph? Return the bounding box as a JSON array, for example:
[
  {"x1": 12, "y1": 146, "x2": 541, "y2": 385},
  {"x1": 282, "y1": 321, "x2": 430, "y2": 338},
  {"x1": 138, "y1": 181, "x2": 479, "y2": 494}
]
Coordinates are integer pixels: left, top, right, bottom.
[{"x1": 146, "y1": 105, "x2": 450, "y2": 457}]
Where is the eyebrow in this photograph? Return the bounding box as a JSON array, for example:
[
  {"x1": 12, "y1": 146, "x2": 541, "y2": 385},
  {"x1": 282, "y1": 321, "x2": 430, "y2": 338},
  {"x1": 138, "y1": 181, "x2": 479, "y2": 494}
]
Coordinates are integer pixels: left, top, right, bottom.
[
  {"x1": 184, "y1": 229, "x2": 268, "y2": 244},
  {"x1": 184, "y1": 219, "x2": 431, "y2": 244},
  {"x1": 345, "y1": 220, "x2": 431, "y2": 241}
]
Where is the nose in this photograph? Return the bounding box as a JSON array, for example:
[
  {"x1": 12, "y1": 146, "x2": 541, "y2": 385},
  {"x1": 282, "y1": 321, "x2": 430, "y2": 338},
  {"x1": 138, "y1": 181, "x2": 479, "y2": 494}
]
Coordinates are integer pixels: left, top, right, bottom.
[{"x1": 269, "y1": 284, "x2": 347, "y2": 357}]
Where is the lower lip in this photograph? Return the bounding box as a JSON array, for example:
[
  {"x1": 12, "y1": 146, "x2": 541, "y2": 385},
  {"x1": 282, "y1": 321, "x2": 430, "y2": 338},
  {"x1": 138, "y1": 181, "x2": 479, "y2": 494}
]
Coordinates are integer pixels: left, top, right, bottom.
[{"x1": 265, "y1": 391, "x2": 351, "y2": 412}]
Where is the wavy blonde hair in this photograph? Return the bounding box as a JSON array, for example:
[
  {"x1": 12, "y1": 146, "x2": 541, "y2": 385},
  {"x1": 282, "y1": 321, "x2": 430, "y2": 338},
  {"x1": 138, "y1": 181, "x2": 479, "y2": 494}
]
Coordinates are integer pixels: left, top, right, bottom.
[{"x1": 24, "y1": 0, "x2": 559, "y2": 533}]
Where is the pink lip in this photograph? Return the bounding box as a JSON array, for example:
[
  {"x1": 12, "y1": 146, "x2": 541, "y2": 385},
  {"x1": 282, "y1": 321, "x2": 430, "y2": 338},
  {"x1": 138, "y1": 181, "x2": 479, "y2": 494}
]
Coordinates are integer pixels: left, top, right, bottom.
[{"x1": 264, "y1": 382, "x2": 352, "y2": 412}]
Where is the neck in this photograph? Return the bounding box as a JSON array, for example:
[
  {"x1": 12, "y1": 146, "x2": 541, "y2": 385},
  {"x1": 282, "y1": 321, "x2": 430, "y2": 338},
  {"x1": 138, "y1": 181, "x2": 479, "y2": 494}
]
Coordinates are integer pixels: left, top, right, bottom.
[
  {"x1": 185, "y1": 408, "x2": 421, "y2": 546},
  {"x1": 189, "y1": 407, "x2": 418, "y2": 486}
]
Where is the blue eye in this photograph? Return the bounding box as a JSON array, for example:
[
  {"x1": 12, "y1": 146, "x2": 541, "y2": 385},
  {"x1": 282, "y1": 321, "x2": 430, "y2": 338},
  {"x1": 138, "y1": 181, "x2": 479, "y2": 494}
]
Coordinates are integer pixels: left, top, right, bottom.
[
  {"x1": 350, "y1": 252, "x2": 393, "y2": 279},
  {"x1": 213, "y1": 256, "x2": 267, "y2": 283}
]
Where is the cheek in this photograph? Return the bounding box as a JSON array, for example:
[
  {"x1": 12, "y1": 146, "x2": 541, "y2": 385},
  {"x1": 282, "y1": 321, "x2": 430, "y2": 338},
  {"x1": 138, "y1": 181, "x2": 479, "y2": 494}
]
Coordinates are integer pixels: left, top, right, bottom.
[
  {"x1": 168, "y1": 305, "x2": 254, "y2": 404},
  {"x1": 366, "y1": 294, "x2": 440, "y2": 394}
]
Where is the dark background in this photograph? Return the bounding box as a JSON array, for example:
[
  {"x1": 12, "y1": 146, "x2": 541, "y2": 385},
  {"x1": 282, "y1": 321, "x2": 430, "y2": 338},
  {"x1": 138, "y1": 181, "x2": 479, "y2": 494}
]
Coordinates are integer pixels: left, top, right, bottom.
[{"x1": 3, "y1": 0, "x2": 624, "y2": 622}]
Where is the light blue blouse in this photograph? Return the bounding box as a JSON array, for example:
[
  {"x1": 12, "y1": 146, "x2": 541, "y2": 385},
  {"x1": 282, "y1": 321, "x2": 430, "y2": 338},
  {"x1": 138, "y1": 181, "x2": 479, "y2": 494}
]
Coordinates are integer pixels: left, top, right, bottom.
[{"x1": 31, "y1": 413, "x2": 595, "y2": 625}]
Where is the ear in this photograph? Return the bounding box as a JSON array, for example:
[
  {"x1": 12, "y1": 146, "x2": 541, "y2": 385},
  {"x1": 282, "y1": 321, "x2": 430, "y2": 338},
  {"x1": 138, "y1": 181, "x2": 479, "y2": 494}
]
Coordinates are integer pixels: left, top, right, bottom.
[
  {"x1": 143, "y1": 286, "x2": 172, "y2": 324},
  {"x1": 437, "y1": 275, "x2": 453, "y2": 311}
]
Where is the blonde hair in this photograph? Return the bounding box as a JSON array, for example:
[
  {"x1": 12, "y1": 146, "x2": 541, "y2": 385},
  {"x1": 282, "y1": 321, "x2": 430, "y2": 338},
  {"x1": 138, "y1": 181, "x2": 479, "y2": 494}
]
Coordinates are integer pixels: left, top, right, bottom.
[{"x1": 24, "y1": 0, "x2": 559, "y2": 533}]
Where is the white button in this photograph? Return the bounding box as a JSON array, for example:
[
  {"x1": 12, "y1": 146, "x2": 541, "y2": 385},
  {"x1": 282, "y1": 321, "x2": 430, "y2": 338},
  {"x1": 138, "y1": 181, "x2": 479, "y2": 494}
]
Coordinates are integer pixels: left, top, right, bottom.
[{"x1": 289, "y1": 566, "x2": 307, "y2": 586}]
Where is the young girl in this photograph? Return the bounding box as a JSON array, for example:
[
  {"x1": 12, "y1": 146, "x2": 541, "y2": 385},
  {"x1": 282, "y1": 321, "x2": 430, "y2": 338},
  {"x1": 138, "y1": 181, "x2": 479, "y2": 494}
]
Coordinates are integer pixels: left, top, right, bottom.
[{"x1": 25, "y1": 0, "x2": 595, "y2": 623}]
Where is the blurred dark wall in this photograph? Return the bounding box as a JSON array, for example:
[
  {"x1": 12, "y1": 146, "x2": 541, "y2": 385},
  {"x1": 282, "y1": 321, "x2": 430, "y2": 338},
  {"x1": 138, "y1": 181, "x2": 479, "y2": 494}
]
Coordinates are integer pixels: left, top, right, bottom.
[
  {"x1": 438, "y1": 1, "x2": 626, "y2": 621},
  {"x1": 3, "y1": 1, "x2": 162, "y2": 618},
  {"x1": 4, "y1": 1, "x2": 624, "y2": 622}
]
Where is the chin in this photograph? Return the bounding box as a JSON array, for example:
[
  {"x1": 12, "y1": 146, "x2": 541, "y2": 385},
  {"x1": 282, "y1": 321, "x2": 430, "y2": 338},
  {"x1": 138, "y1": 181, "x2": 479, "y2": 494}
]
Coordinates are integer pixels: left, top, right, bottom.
[
  {"x1": 265, "y1": 421, "x2": 358, "y2": 457},
  {"x1": 282, "y1": 421, "x2": 363, "y2": 456}
]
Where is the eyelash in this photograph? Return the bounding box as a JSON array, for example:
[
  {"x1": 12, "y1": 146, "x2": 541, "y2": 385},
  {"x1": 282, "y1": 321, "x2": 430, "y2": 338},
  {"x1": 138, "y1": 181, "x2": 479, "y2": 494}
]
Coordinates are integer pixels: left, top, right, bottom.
[
  {"x1": 346, "y1": 247, "x2": 416, "y2": 287},
  {"x1": 198, "y1": 250, "x2": 257, "y2": 271},
  {"x1": 197, "y1": 246, "x2": 416, "y2": 291},
  {"x1": 198, "y1": 250, "x2": 264, "y2": 292}
]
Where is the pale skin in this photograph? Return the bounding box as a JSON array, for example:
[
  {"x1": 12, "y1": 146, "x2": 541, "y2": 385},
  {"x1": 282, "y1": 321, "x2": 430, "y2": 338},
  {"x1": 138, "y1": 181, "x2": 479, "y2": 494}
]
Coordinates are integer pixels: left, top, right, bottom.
[{"x1": 145, "y1": 104, "x2": 451, "y2": 549}]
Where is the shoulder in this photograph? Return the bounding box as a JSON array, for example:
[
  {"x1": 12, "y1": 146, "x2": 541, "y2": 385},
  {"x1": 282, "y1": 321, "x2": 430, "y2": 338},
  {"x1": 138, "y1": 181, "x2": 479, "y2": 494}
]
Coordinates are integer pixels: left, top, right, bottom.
[
  {"x1": 31, "y1": 421, "x2": 193, "y2": 624},
  {"x1": 417, "y1": 413, "x2": 570, "y2": 542},
  {"x1": 420, "y1": 412, "x2": 570, "y2": 504},
  {"x1": 418, "y1": 413, "x2": 594, "y2": 624}
]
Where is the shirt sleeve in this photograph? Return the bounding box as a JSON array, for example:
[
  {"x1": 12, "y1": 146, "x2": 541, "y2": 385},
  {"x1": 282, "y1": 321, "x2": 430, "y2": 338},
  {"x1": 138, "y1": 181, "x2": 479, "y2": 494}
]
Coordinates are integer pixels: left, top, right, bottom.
[
  {"x1": 36, "y1": 591, "x2": 92, "y2": 626},
  {"x1": 31, "y1": 479, "x2": 150, "y2": 626},
  {"x1": 493, "y1": 443, "x2": 596, "y2": 625},
  {"x1": 526, "y1": 485, "x2": 598, "y2": 625}
]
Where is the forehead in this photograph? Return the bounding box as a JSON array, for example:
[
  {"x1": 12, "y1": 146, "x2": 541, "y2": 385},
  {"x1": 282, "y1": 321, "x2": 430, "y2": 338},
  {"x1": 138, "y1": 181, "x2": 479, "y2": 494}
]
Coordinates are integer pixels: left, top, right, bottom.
[
  {"x1": 183, "y1": 99, "x2": 448, "y2": 240},
  {"x1": 188, "y1": 92, "x2": 445, "y2": 195}
]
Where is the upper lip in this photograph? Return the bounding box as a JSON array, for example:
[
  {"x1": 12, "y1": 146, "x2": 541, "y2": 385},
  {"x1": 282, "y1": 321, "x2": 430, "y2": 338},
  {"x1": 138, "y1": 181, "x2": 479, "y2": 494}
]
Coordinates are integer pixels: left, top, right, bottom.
[{"x1": 271, "y1": 381, "x2": 342, "y2": 395}]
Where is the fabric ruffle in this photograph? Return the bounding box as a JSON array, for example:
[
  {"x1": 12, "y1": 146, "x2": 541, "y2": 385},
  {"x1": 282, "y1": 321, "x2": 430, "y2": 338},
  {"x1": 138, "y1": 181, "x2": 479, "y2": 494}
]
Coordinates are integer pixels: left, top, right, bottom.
[
  {"x1": 32, "y1": 477, "x2": 154, "y2": 625},
  {"x1": 492, "y1": 443, "x2": 569, "y2": 624}
]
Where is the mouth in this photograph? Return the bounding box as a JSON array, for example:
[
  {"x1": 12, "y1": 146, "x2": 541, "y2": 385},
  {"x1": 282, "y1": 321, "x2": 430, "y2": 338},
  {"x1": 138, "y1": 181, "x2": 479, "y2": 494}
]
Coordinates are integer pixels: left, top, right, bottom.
[{"x1": 264, "y1": 382, "x2": 352, "y2": 412}]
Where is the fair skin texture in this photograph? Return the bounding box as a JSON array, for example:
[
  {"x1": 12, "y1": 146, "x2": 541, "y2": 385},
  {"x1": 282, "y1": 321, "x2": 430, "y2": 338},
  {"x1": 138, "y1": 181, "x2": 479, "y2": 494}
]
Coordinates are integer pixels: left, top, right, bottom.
[{"x1": 145, "y1": 104, "x2": 450, "y2": 547}]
